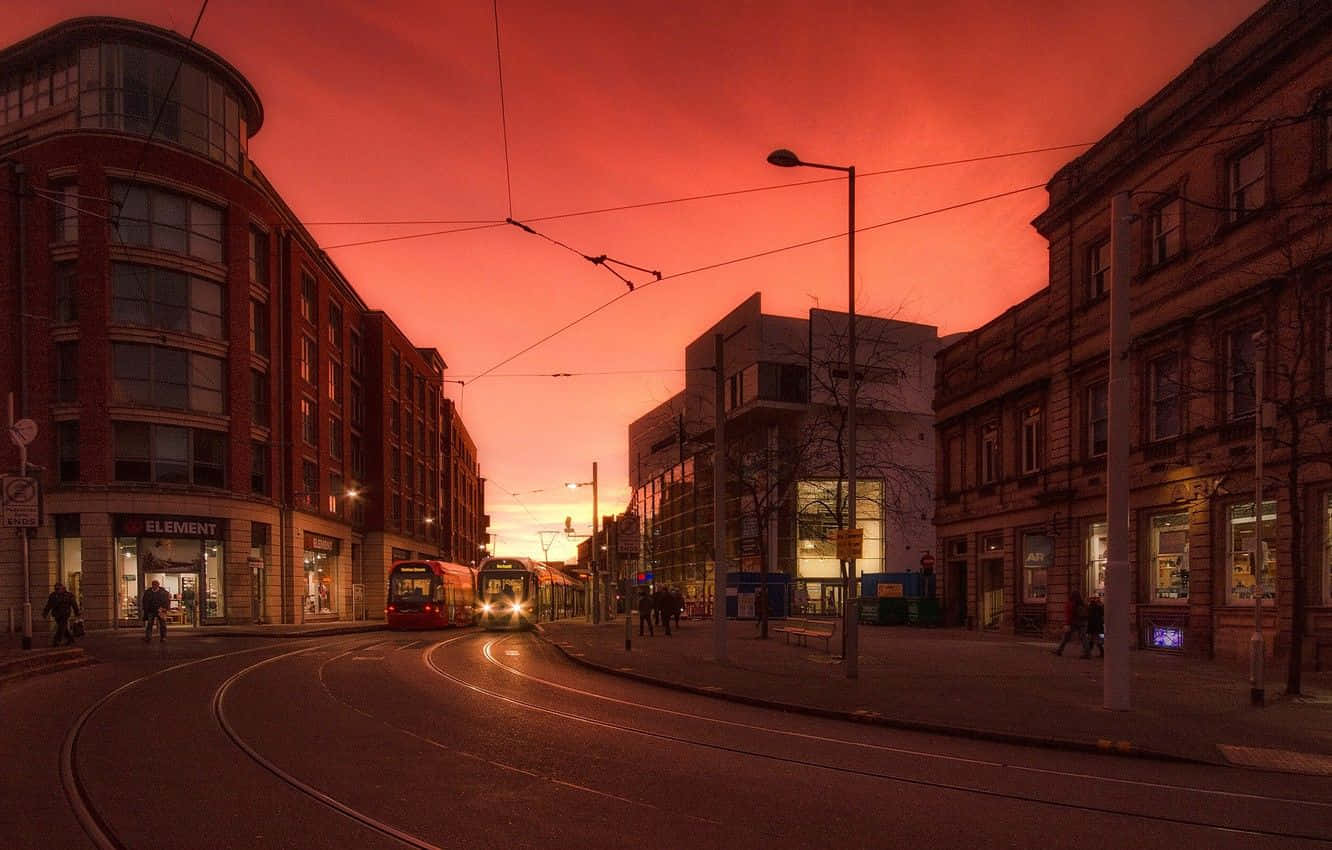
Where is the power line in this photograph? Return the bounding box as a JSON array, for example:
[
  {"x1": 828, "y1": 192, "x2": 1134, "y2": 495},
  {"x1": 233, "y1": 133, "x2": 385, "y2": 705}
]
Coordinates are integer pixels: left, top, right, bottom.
[
  {"x1": 467, "y1": 180, "x2": 1048, "y2": 384},
  {"x1": 448, "y1": 367, "x2": 707, "y2": 379},
  {"x1": 322, "y1": 221, "x2": 506, "y2": 249},
  {"x1": 491, "y1": 0, "x2": 514, "y2": 218}
]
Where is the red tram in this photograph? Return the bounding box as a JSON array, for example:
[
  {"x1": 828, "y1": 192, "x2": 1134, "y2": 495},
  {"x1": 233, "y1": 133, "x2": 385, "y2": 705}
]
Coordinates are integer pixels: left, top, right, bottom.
[
  {"x1": 477, "y1": 556, "x2": 583, "y2": 629},
  {"x1": 385, "y1": 560, "x2": 477, "y2": 629}
]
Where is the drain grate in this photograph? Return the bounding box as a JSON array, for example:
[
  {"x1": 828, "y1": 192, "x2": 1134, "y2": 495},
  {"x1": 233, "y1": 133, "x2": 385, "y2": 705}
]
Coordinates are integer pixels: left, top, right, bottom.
[{"x1": 1218, "y1": 744, "x2": 1332, "y2": 776}]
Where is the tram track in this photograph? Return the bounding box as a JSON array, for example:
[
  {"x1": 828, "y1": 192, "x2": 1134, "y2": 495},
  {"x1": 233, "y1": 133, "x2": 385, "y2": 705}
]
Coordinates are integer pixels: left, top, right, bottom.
[{"x1": 419, "y1": 633, "x2": 1332, "y2": 844}]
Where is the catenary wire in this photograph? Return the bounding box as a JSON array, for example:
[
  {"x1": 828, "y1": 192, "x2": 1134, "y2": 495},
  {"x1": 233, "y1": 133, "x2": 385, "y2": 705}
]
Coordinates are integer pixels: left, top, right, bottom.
[{"x1": 492, "y1": 0, "x2": 514, "y2": 218}]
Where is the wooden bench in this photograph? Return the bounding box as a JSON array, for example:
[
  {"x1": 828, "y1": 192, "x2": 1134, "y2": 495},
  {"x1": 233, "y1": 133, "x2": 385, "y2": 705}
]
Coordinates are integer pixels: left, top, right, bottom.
[{"x1": 773, "y1": 618, "x2": 838, "y2": 651}]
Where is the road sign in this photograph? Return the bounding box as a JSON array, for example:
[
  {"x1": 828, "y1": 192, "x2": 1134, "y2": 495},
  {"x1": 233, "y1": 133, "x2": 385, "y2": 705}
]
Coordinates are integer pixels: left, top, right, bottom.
[
  {"x1": 833, "y1": 528, "x2": 863, "y2": 560},
  {"x1": 8, "y1": 418, "x2": 36, "y2": 448},
  {"x1": 617, "y1": 514, "x2": 640, "y2": 556},
  {"x1": 919, "y1": 552, "x2": 936, "y2": 569},
  {"x1": 1, "y1": 475, "x2": 40, "y2": 528}
]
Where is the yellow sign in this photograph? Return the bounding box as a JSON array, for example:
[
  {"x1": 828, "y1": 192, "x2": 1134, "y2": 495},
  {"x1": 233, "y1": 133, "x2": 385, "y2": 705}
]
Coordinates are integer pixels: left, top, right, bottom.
[
  {"x1": 877, "y1": 583, "x2": 904, "y2": 598},
  {"x1": 833, "y1": 528, "x2": 864, "y2": 560}
]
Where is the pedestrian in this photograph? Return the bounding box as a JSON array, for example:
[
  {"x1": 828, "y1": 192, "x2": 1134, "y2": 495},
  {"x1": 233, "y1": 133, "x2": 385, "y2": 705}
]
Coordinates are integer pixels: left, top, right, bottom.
[
  {"x1": 1053, "y1": 589, "x2": 1087, "y2": 656},
  {"x1": 637, "y1": 590, "x2": 654, "y2": 637},
  {"x1": 1084, "y1": 596, "x2": 1105, "y2": 658},
  {"x1": 142, "y1": 579, "x2": 171, "y2": 642},
  {"x1": 42, "y1": 582, "x2": 80, "y2": 646},
  {"x1": 652, "y1": 587, "x2": 672, "y2": 636},
  {"x1": 753, "y1": 585, "x2": 767, "y2": 630},
  {"x1": 670, "y1": 587, "x2": 683, "y2": 628}
]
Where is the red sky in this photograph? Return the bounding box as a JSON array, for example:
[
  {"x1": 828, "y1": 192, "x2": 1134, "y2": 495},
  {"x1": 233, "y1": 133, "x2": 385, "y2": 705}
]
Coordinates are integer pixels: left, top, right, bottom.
[{"x1": 6, "y1": 0, "x2": 1264, "y2": 561}]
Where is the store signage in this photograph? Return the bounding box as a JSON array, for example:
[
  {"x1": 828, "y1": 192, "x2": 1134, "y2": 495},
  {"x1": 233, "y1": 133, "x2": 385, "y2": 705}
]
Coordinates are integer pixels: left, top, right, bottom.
[
  {"x1": 116, "y1": 514, "x2": 222, "y2": 538},
  {"x1": 877, "y1": 583, "x2": 904, "y2": 598},
  {"x1": 303, "y1": 532, "x2": 339, "y2": 554},
  {"x1": 1023, "y1": 534, "x2": 1053, "y2": 569}
]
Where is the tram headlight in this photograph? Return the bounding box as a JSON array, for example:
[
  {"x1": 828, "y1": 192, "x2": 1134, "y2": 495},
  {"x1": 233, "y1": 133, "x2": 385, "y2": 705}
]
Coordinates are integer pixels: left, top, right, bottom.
[{"x1": 481, "y1": 603, "x2": 493, "y2": 614}]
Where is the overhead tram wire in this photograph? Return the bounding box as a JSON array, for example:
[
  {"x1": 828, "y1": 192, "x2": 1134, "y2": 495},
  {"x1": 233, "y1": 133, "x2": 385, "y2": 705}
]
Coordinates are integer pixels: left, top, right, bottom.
[
  {"x1": 492, "y1": 0, "x2": 515, "y2": 218},
  {"x1": 506, "y1": 218, "x2": 661, "y2": 290},
  {"x1": 466, "y1": 180, "x2": 1049, "y2": 384}
]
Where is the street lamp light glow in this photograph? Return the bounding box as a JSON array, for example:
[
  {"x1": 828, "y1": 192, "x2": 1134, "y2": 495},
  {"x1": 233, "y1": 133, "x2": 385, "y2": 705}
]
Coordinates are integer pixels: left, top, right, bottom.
[{"x1": 345, "y1": 488, "x2": 359, "y2": 498}]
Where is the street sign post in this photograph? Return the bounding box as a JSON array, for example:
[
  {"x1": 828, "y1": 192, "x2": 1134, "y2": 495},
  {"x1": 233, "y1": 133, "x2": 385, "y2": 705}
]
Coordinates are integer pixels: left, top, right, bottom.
[
  {"x1": 834, "y1": 528, "x2": 864, "y2": 561},
  {"x1": 919, "y1": 552, "x2": 936, "y2": 570}
]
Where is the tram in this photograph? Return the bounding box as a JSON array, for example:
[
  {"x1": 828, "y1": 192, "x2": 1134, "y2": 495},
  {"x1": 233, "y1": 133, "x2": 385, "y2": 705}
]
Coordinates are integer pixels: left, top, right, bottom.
[
  {"x1": 385, "y1": 560, "x2": 478, "y2": 629},
  {"x1": 476, "y1": 556, "x2": 582, "y2": 629}
]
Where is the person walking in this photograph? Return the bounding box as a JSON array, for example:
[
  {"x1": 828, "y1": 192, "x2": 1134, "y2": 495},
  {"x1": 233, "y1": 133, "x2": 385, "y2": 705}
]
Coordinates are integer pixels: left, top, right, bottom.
[
  {"x1": 142, "y1": 579, "x2": 171, "y2": 642},
  {"x1": 754, "y1": 585, "x2": 768, "y2": 631},
  {"x1": 1053, "y1": 589, "x2": 1088, "y2": 656},
  {"x1": 637, "y1": 590, "x2": 654, "y2": 637},
  {"x1": 1083, "y1": 596, "x2": 1105, "y2": 658},
  {"x1": 670, "y1": 588, "x2": 683, "y2": 628},
  {"x1": 652, "y1": 587, "x2": 672, "y2": 636},
  {"x1": 42, "y1": 583, "x2": 80, "y2": 646}
]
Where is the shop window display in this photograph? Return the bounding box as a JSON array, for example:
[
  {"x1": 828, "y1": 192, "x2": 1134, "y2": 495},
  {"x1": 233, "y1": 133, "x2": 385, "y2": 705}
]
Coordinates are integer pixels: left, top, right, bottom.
[
  {"x1": 115, "y1": 534, "x2": 225, "y2": 622},
  {"x1": 1229, "y1": 500, "x2": 1276, "y2": 603},
  {"x1": 1085, "y1": 521, "x2": 1107, "y2": 598},
  {"x1": 1151, "y1": 512, "x2": 1189, "y2": 601},
  {"x1": 304, "y1": 550, "x2": 334, "y2": 614}
]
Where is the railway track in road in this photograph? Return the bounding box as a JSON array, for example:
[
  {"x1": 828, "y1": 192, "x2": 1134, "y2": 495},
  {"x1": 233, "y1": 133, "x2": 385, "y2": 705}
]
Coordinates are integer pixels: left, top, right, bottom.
[{"x1": 421, "y1": 633, "x2": 1332, "y2": 845}]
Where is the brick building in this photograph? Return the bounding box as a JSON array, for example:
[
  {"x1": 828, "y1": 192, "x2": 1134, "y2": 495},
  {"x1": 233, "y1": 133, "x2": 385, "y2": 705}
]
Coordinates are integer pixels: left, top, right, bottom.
[
  {"x1": 933, "y1": 0, "x2": 1332, "y2": 665},
  {"x1": 0, "y1": 17, "x2": 485, "y2": 629}
]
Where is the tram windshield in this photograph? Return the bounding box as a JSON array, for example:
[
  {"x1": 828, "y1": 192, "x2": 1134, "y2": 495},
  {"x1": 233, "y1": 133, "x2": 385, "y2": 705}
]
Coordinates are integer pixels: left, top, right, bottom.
[
  {"x1": 482, "y1": 576, "x2": 527, "y2": 599},
  {"x1": 390, "y1": 565, "x2": 437, "y2": 604}
]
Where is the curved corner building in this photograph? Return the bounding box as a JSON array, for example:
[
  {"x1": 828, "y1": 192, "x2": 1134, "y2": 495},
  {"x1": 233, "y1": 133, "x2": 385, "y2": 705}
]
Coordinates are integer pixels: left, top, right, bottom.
[{"x1": 0, "y1": 18, "x2": 487, "y2": 630}]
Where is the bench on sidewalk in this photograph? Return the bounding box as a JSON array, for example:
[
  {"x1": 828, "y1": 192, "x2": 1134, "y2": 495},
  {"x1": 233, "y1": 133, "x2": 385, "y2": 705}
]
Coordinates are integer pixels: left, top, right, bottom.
[{"x1": 772, "y1": 618, "x2": 838, "y2": 651}]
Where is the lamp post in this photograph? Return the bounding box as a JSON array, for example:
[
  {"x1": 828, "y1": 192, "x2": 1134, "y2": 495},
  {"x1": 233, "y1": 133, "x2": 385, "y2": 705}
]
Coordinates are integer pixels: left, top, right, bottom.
[
  {"x1": 567, "y1": 462, "x2": 599, "y2": 622},
  {"x1": 767, "y1": 148, "x2": 859, "y2": 679}
]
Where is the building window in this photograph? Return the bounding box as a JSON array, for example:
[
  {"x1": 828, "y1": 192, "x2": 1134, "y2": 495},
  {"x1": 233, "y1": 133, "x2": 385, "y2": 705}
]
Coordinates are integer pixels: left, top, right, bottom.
[
  {"x1": 0, "y1": 53, "x2": 78, "y2": 126},
  {"x1": 1149, "y1": 196, "x2": 1182, "y2": 266},
  {"x1": 50, "y1": 184, "x2": 79, "y2": 243},
  {"x1": 249, "y1": 227, "x2": 269, "y2": 287},
  {"x1": 1229, "y1": 501, "x2": 1276, "y2": 604},
  {"x1": 1088, "y1": 381, "x2": 1108, "y2": 457},
  {"x1": 109, "y1": 183, "x2": 223, "y2": 263},
  {"x1": 251, "y1": 370, "x2": 269, "y2": 428},
  {"x1": 54, "y1": 262, "x2": 77, "y2": 323},
  {"x1": 979, "y1": 421, "x2": 999, "y2": 485},
  {"x1": 55, "y1": 342, "x2": 78, "y2": 403},
  {"x1": 1148, "y1": 352, "x2": 1181, "y2": 440},
  {"x1": 417, "y1": 461, "x2": 425, "y2": 494},
  {"x1": 111, "y1": 263, "x2": 224, "y2": 339},
  {"x1": 1226, "y1": 324, "x2": 1260, "y2": 420},
  {"x1": 1021, "y1": 532, "x2": 1051, "y2": 603},
  {"x1": 112, "y1": 422, "x2": 225, "y2": 487},
  {"x1": 350, "y1": 382, "x2": 364, "y2": 428},
  {"x1": 330, "y1": 416, "x2": 343, "y2": 460},
  {"x1": 300, "y1": 272, "x2": 317, "y2": 323},
  {"x1": 328, "y1": 359, "x2": 344, "y2": 404},
  {"x1": 1020, "y1": 406, "x2": 1040, "y2": 475},
  {"x1": 1150, "y1": 512, "x2": 1189, "y2": 602},
  {"x1": 112, "y1": 343, "x2": 224, "y2": 414},
  {"x1": 250, "y1": 442, "x2": 268, "y2": 495},
  {"x1": 390, "y1": 400, "x2": 400, "y2": 435},
  {"x1": 350, "y1": 434, "x2": 364, "y2": 479},
  {"x1": 391, "y1": 350, "x2": 401, "y2": 388},
  {"x1": 250, "y1": 300, "x2": 269, "y2": 357},
  {"x1": 392, "y1": 450, "x2": 401, "y2": 483},
  {"x1": 328, "y1": 300, "x2": 342, "y2": 349},
  {"x1": 79, "y1": 44, "x2": 245, "y2": 168},
  {"x1": 349, "y1": 332, "x2": 363, "y2": 374},
  {"x1": 1227, "y1": 145, "x2": 1265, "y2": 222},
  {"x1": 57, "y1": 421, "x2": 79, "y2": 482},
  {"x1": 301, "y1": 336, "x2": 318, "y2": 385},
  {"x1": 1324, "y1": 495, "x2": 1332, "y2": 605},
  {"x1": 1087, "y1": 239, "x2": 1110, "y2": 299},
  {"x1": 330, "y1": 473, "x2": 344, "y2": 516},
  {"x1": 1085, "y1": 521, "x2": 1107, "y2": 599},
  {"x1": 301, "y1": 398, "x2": 317, "y2": 446},
  {"x1": 301, "y1": 461, "x2": 318, "y2": 507}
]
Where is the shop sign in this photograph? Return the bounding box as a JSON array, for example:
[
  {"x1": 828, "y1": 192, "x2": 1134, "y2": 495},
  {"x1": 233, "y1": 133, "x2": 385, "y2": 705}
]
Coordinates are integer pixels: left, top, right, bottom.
[
  {"x1": 877, "y1": 583, "x2": 904, "y2": 598},
  {"x1": 303, "y1": 532, "x2": 340, "y2": 554},
  {"x1": 116, "y1": 514, "x2": 223, "y2": 538},
  {"x1": 1023, "y1": 534, "x2": 1053, "y2": 569}
]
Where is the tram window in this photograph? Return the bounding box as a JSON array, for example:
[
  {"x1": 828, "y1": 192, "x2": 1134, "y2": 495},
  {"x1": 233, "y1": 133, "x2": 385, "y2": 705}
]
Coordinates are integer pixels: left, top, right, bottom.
[
  {"x1": 390, "y1": 575, "x2": 432, "y2": 599},
  {"x1": 483, "y1": 577, "x2": 524, "y2": 598}
]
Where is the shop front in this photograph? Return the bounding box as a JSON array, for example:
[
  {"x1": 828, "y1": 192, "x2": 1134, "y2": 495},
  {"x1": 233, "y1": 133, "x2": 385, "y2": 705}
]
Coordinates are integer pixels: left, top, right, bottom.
[
  {"x1": 303, "y1": 532, "x2": 342, "y2": 619},
  {"x1": 114, "y1": 514, "x2": 226, "y2": 627}
]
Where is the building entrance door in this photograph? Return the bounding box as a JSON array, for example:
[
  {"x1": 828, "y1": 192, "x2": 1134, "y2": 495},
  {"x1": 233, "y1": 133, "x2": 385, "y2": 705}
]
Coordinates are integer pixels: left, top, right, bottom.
[
  {"x1": 981, "y1": 558, "x2": 1004, "y2": 630},
  {"x1": 948, "y1": 560, "x2": 967, "y2": 627}
]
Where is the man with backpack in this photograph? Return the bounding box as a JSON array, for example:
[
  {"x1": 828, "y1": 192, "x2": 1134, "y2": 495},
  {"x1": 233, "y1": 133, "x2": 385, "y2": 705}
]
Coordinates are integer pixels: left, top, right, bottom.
[{"x1": 142, "y1": 579, "x2": 171, "y2": 642}]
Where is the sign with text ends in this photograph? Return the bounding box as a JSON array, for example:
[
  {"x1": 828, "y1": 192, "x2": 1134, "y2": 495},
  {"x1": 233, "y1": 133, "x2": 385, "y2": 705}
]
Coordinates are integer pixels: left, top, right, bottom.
[
  {"x1": 617, "y1": 515, "x2": 640, "y2": 555},
  {"x1": 834, "y1": 528, "x2": 863, "y2": 560},
  {"x1": 1, "y1": 475, "x2": 40, "y2": 527}
]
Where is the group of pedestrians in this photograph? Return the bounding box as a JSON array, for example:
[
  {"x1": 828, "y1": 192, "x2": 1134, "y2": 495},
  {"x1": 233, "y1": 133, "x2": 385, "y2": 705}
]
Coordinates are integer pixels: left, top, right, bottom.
[
  {"x1": 637, "y1": 586, "x2": 684, "y2": 637},
  {"x1": 1053, "y1": 589, "x2": 1105, "y2": 658},
  {"x1": 41, "y1": 579, "x2": 175, "y2": 645}
]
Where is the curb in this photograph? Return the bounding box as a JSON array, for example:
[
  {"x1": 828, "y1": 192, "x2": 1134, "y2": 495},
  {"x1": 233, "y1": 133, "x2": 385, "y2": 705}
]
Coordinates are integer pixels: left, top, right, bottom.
[
  {"x1": 534, "y1": 628, "x2": 1212, "y2": 767},
  {"x1": 0, "y1": 648, "x2": 95, "y2": 689}
]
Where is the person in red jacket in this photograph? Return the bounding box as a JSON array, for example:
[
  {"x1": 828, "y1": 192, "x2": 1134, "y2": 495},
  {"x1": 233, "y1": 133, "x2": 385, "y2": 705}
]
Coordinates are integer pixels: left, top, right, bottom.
[{"x1": 1053, "y1": 589, "x2": 1088, "y2": 656}]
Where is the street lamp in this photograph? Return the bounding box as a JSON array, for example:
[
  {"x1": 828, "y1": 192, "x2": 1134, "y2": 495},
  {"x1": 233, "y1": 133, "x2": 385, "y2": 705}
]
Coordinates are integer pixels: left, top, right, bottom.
[
  {"x1": 768, "y1": 147, "x2": 859, "y2": 679},
  {"x1": 566, "y1": 462, "x2": 600, "y2": 623}
]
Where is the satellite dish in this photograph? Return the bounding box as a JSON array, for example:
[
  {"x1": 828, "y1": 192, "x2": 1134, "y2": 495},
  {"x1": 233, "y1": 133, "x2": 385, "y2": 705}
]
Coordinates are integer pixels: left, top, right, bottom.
[{"x1": 8, "y1": 418, "x2": 36, "y2": 447}]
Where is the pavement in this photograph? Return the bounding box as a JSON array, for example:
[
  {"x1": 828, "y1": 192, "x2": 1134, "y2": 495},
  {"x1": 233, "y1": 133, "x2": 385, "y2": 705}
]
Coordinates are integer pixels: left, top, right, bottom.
[
  {"x1": 8, "y1": 614, "x2": 1332, "y2": 776},
  {"x1": 536, "y1": 614, "x2": 1332, "y2": 776}
]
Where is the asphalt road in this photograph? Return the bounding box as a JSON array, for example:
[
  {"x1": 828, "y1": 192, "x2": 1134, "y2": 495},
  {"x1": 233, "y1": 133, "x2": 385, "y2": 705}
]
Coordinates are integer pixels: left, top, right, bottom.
[{"x1": 4, "y1": 628, "x2": 1332, "y2": 849}]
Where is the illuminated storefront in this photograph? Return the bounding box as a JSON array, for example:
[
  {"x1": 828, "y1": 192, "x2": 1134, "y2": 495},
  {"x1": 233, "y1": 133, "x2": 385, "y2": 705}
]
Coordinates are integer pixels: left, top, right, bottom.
[
  {"x1": 303, "y1": 532, "x2": 341, "y2": 617},
  {"x1": 114, "y1": 514, "x2": 226, "y2": 625}
]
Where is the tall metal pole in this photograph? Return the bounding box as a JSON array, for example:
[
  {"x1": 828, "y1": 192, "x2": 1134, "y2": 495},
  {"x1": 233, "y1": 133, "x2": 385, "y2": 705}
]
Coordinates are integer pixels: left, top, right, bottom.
[
  {"x1": 9, "y1": 394, "x2": 33, "y2": 650},
  {"x1": 1250, "y1": 331, "x2": 1266, "y2": 706},
  {"x1": 591, "y1": 462, "x2": 599, "y2": 624},
  {"x1": 622, "y1": 513, "x2": 633, "y2": 650},
  {"x1": 1104, "y1": 191, "x2": 1132, "y2": 711},
  {"x1": 713, "y1": 333, "x2": 727, "y2": 662},
  {"x1": 844, "y1": 166, "x2": 858, "y2": 680}
]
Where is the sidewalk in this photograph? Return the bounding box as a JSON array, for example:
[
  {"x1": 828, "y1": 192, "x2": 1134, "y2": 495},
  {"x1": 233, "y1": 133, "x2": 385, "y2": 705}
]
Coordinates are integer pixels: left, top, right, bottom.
[
  {"x1": 538, "y1": 616, "x2": 1332, "y2": 776},
  {"x1": 0, "y1": 620, "x2": 385, "y2": 686}
]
